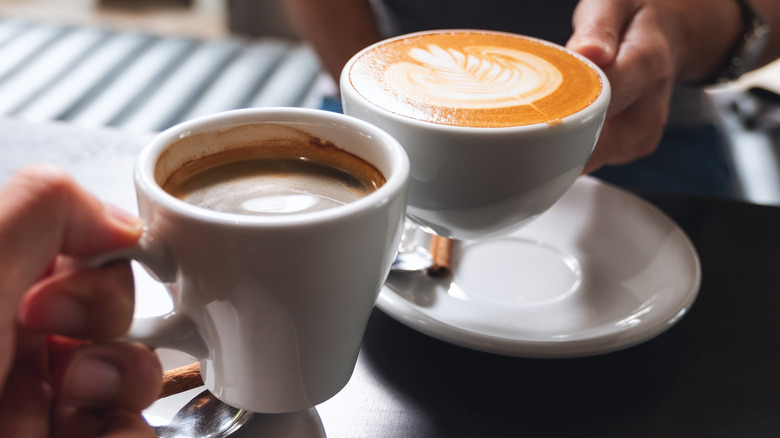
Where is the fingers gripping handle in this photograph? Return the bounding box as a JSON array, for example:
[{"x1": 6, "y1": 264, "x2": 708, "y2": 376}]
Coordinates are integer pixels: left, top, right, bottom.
[
  {"x1": 90, "y1": 230, "x2": 208, "y2": 359},
  {"x1": 90, "y1": 228, "x2": 176, "y2": 283},
  {"x1": 126, "y1": 312, "x2": 208, "y2": 359}
]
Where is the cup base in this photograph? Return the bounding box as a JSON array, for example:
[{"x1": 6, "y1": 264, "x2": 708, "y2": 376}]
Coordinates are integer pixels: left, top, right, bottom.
[{"x1": 454, "y1": 238, "x2": 582, "y2": 306}]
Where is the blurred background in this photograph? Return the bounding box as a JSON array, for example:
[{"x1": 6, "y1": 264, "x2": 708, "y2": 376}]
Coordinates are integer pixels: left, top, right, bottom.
[
  {"x1": 0, "y1": 0, "x2": 228, "y2": 37},
  {"x1": 0, "y1": 0, "x2": 328, "y2": 133},
  {"x1": 0, "y1": 0, "x2": 778, "y2": 205}
]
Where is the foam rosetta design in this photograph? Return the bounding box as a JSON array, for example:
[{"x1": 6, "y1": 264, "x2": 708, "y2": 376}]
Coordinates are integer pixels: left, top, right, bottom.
[
  {"x1": 348, "y1": 31, "x2": 602, "y2": 127},
  {"x1": 386, "y1": 44, "x2": 563, "y2": 109}
]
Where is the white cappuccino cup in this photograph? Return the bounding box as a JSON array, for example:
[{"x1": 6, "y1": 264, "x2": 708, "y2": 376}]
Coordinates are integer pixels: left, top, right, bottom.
[
  {"x1": 341, "y1": 30, "x2": 610, "y2": 240},
  {"x1": 95, "y1": 108, "x2": 409, "y2": 413}
]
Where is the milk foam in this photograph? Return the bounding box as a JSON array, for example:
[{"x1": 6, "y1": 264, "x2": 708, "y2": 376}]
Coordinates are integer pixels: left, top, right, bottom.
[
  {"x1": 385, "y1": 44, "x2": 563, "y2": 109},
  {"x1": 242, "y1": 194, "x2": 323, "y2": 214},
  {"x1": 186, "y1": 176, "x2": 352, "y2": 215},
  {"x1": 171, "y1": 162, "x2": 367, "y2": 216},
  {"x1": 348, "y1": 31, "x2": 602, "y2": 127}
]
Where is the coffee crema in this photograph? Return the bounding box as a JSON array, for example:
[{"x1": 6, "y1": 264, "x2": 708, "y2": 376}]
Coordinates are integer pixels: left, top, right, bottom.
[
  {"x1": 348, "y1": 30, "x2": 602, "y2": 127},
  {"x1": 161, "y1": 128, "x2": 385, "y2": 216}
]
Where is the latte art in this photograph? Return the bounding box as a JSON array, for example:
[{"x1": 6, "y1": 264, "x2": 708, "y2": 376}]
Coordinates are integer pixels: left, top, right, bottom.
[
  {"x1": 386, "y1": 44, "x2": 563, "y2": 110},
  {"x1": 348, "y1": 31, "x2": 602, "y2": 127}
]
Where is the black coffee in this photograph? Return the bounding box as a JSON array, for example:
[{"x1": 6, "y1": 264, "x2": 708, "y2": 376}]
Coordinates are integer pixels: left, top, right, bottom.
[{"x1": 162, "y1": 131, "x2": 385, "y2": 216}]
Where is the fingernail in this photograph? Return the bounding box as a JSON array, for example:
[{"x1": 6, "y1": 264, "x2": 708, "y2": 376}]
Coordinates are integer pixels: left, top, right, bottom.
[
  {"x1": 20, "y1": 294, "x2": 85, "y2": 334},
  {"x1": 63, "y1": 355, "x2": 122, "y2": 404},
  {"x1": 105, "y1": 203, "x2": 142, "y2": 231},
  {"x1": 569, "y1": 38, "x2": 613, "y2": 66}
]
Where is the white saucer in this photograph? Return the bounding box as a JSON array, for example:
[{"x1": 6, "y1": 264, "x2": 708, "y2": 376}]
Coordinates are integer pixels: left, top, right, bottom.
[{"x1": 377, "y1": 176, "x2": 701, "y2": 358}]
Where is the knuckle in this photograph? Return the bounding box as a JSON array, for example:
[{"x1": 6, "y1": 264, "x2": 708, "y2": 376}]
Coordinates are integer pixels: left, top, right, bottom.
[
  {"x1": 632, "y1": 41, "x2": 673, "y2": 81},
  {"x1": 13, "y1": 165, "x2": 77, "y2": 205}
]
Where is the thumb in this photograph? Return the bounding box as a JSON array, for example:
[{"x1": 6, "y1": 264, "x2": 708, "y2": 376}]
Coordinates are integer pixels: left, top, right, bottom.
[
  {"x1": 0, "y1": 165, "x2": 141, "y2": 286},
  {"x1": 567, "y1": 0, "x2": 637, "y2": 67},
  {"x1": 0, "y1": 166, "x2": 141, "y2": 384}
]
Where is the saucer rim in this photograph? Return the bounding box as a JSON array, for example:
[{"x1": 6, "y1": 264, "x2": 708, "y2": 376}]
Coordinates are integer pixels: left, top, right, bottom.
[{"x1": 376, "y1": 176, "x2": 701, "y2": 358}]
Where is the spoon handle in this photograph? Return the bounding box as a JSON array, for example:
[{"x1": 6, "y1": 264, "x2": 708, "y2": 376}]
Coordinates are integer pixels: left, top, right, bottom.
[{"x1": 160, "y1": 362, "x2": 202, "y2": 399}]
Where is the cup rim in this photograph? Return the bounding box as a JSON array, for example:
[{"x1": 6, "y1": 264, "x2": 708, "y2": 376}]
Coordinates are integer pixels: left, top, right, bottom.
[
  {"x1": 340, "y1": 28, "x2": 611, "y2": 133},
  {"x1": 135, "y1": 107, "x2": 409, "y2": 227}
]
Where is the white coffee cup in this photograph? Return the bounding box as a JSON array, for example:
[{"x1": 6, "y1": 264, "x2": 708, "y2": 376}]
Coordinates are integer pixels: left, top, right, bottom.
[
  {"x1": 341, "y1": 30, "x2": 610, "y2": 240},
  {"x1": 96, "y1": 108, "x2": 409, "y2": 413}
]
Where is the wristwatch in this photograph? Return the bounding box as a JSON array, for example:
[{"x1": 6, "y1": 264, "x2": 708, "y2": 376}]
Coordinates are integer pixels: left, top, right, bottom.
[{"x1": 709, "y1": 0, "x2": 770, "y2": 83}]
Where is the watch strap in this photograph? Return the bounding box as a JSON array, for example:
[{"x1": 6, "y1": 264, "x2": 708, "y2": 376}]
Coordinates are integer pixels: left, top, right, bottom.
[{"x1": 707, "y1": 0, "x2": 770, "y2": 84}]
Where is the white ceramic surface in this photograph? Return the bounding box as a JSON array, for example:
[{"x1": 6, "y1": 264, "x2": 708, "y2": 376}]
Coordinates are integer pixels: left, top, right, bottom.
[
  {"x1": 106, "y1": 108, "x2": 409, "y2": 413},
  {"x1": 377, "y1": 176, "x2": 700, "y2": 358},
  {"x1": 341, "y1": 30, "x2": 611, "y2": 240}
]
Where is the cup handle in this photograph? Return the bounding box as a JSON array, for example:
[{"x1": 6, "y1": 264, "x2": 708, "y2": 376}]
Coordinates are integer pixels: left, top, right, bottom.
[{"x1": 89, "y1": 229, "x2": 209, "y2": 359}]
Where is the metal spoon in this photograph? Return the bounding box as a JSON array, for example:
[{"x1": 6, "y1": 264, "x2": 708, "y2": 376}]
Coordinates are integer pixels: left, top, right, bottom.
[
  {"x1": 390, "y1": 218, "x2": 434, "y2": 273},
  {"x1": 153, "y1": 389, "x2": 254, "y2": 438}
]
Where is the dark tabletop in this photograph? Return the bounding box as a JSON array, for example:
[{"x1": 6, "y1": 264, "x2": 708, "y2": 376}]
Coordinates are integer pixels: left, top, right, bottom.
[
  {"x1": 344, "y1": 193, "x2": 780, "y2": 438},
  {"x1": 2, "y1": 119, "x2": 778, "y2": 437}
]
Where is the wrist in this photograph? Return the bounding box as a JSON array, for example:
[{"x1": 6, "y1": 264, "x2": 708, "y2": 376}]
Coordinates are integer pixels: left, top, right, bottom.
[{"x1": 684, "y1": 0, "x2": 770, "y2": 85}]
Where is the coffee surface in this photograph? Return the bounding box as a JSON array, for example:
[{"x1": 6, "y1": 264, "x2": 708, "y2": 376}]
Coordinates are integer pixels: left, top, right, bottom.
[
  {"x1": 348, "y1": 31, "x2": 602, "y2": 127},
  {"x1": 162, "y1": 136, "x2": 385, "y2": 216}
]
